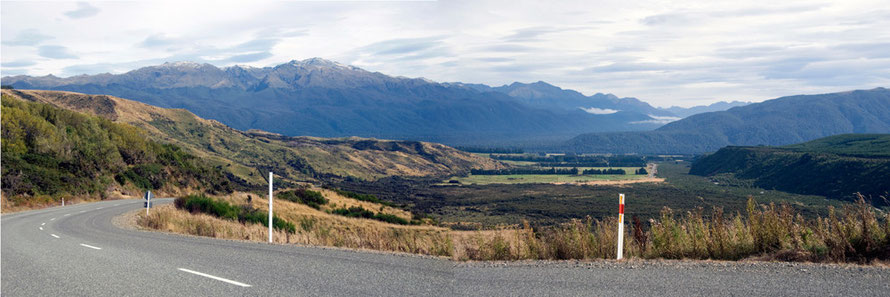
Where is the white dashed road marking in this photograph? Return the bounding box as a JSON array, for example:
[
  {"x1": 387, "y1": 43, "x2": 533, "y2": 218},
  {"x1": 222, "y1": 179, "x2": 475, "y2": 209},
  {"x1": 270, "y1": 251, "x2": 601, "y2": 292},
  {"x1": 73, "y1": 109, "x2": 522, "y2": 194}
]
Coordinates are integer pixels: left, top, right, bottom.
[
  {"x1": 80, "y1": 244, "x2": 102, "y2": 250},
  {"x1": 178, "y1": 268, "x2": 252, "y2": 287},
  {"x1": 51, "y1": 234, "x2": 60, "y2": 239}
]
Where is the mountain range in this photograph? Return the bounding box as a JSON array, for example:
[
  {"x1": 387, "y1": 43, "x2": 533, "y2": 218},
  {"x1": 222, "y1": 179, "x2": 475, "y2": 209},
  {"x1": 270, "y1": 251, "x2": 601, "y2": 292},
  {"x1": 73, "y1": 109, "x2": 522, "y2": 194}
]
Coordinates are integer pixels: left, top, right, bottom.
[
  {"x1": 1, "y1": 89, "x2": 503, "y2": 187},
  {"x1": 562, "y1": 88, "x2": 890, "y2": 154},
  {"x1": 660, "y1": 101, "x2": 751, "y2": 118},
  {"x1": 2, "y1": 58, "x2": 739, "y2": 146}
]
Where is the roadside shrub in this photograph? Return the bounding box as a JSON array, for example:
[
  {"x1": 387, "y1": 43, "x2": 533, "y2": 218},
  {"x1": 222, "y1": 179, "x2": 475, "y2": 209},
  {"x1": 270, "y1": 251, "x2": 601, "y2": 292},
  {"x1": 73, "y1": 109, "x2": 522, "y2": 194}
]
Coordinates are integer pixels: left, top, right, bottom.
[
  {"x1": 331, "y1": 206, "x2": 410, "y2": 225},
  {"x1": 334, "y1": 189, "x2": 395, "y2": 207},
  {"x1": 332, "y1": 206, "x2": 375, "y2": 218},
  {"x1": 278, "y1": 188, "x2": 328, "y2": 209},
  {"x1": 174, "y1": 194, "x2": 295, "y2": 233}
]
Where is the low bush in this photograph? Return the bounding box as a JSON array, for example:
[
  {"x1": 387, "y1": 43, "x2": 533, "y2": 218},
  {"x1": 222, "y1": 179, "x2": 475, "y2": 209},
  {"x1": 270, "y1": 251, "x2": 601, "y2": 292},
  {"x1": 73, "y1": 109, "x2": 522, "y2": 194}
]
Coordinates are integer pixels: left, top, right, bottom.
[
  {"x1": 331, "y1": 206, "x2": 410, "y2": 225},
  {"x1": 174, "y1": 194, "x2": 295, "y2": 233},
  {"x1": 278, "y1": 188, "x2": 328, "y2": 209},
  {"x1": 334, "y1": 189, "x2": 395, "y2": 207}
]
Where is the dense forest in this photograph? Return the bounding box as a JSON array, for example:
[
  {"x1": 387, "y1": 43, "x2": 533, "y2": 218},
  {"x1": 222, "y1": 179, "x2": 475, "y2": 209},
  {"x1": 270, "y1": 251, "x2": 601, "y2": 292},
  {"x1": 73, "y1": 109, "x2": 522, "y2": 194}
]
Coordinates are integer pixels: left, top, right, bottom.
[
  {"x1": 690, "y1": 134, "x2": 890, "y2": 206},
  {"x1": 1, "y1": 94, "x2": 237, "y2": 207}
]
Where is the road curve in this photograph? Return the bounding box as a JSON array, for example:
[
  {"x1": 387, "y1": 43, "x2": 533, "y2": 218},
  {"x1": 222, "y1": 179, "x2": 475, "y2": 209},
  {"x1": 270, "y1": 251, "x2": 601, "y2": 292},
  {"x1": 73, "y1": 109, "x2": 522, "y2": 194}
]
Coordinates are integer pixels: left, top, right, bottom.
[{"x1": 3, "y1": 199, "x2": 889, "y2": 296}]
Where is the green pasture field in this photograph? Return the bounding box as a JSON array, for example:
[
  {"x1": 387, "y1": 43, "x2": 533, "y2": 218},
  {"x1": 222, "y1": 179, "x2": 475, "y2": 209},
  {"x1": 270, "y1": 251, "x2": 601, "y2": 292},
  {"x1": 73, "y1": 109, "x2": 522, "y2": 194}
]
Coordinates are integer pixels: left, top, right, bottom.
[{"x1": 449, "y1": 173, "x2": 646, "y2": 185}]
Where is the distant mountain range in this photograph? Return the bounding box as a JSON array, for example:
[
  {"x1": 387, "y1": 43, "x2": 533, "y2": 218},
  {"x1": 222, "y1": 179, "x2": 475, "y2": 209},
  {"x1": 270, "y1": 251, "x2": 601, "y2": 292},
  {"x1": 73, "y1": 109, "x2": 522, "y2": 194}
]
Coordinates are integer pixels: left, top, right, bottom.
[
  {"x1": 562, "y1": 88, "x2": 890, "y2": 154},
  {"x1": 2, "y1": 58, "x2": 738, "y2": 146},
  {"x1": 660, "y1": 101, "x2": 751, "y2": 118},
  {"x1": 1, "y1": 89, "x2": 503, "y2": 186}
]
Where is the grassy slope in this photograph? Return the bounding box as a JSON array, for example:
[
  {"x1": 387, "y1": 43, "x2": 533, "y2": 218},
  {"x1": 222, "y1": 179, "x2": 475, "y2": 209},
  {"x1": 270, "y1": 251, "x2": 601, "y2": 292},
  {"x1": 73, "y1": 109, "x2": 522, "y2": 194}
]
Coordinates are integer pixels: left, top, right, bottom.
[
  {"x1": 1, "y1": 94, "x2": 234, "y2": 210},
  {"x1": 690, "y1": 134, "x2": 890, "y2": 205},
  {"x1": 139, "y1": 189, "x2": 454, "y2": 256},
  {"x1": 2, "y1": 89, "x2": 504, "y2": 186}
]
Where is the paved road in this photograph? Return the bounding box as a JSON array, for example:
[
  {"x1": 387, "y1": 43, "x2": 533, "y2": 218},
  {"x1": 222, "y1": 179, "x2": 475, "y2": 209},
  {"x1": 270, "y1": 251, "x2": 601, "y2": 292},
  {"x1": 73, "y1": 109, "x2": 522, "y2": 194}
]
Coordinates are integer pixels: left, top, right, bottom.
[{"x1": 3, "y1": 199, "x2": 889, "y2": 296}]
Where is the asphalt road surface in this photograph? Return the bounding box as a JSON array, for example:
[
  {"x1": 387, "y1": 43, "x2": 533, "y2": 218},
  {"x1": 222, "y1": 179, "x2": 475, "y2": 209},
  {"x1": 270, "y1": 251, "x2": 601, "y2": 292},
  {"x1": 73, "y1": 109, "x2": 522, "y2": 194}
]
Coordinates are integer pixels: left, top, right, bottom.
[{"x1": 3, "y1": 199, "x2": 889, "y2": 296}]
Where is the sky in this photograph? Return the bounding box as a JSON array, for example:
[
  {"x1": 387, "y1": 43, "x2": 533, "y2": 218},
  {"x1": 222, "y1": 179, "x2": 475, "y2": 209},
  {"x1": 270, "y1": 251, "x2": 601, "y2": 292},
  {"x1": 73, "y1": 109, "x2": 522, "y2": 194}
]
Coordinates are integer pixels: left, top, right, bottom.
[{"x1": 2, "y1": 0, "x2": 889, "y2": 107}]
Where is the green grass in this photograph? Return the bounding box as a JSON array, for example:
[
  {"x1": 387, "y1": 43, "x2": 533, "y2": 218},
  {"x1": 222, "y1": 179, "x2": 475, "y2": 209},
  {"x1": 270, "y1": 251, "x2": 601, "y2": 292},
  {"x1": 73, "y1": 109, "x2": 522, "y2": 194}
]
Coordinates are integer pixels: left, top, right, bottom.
[{"x1": 451, "y1": 173, "x2": 645, "y2": 185}]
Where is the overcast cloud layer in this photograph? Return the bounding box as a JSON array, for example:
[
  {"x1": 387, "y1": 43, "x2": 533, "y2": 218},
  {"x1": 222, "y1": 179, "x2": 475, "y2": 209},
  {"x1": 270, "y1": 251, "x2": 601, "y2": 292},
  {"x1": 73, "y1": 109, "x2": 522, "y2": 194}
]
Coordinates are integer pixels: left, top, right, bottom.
[{"x1": 2, "y1": 0, "x2": 889, "y2": 107}]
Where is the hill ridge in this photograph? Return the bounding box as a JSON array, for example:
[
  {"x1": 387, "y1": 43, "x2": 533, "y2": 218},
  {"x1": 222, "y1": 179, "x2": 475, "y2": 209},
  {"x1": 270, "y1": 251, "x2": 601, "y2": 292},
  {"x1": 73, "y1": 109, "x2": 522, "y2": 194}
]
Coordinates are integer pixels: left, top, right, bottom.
[{"x1": 1, "y1": 89, "x2": 505, "y2": 185}]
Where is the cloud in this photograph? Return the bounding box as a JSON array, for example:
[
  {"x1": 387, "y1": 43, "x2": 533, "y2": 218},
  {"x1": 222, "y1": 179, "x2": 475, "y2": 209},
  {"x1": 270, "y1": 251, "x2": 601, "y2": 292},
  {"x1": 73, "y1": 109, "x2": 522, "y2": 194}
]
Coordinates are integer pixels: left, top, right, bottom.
[
  {"x1": 2, "y1": 1, "x2": 888, "y2": 107},
  {"x1": 359, "y1": 37, "x2": 445, "y2": 56},
  {"x1": 225, "y1": 52, "x2": 273, "y2": 63},
  {"x1": 1, "y1": 29, "x2": 54, "y2": 46},
  {"x1": 64, "y1": 2, "x2": 100, "y2": 19},
  {"x1": 580, "y1": 107, "x2": 619, "y2": 114},
  {"x1": 483, "y1": 44, "x2": 536, "y2": 53},
  {"x1": 503, "y1": 27, "x2": 560, "y2": 42},
  {"x1": 38, "y1": 45, "x2": 78, "y2": 59},
  {"x1": 2, "y1": 60, "x2": 37, "y2": 68},
  {"x1": 0, "y1": 68, "x2": 29, "y2": 76},
  {"x1": 640, "y1": 13, "x2": 696, "y2": 26},
  {"x1": 139, "y1": 34, "x2": 181, "y2": 49},
  {"x1": 630, "y1": 115, "x2": 682, "y2": 125}
]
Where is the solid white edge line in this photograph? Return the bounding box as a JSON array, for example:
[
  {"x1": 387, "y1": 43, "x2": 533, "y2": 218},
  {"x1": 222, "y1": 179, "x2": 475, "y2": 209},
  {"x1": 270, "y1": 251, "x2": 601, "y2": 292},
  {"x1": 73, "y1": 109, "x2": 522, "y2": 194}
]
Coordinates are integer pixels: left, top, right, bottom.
[
  {"x1": 80, "y1": 243, "x2": 102, "y2": 250},
  {"x1": 51, "y1": 234, "x2": 60, "y2": 238},
  {"x1": 177, "y1": 268, "x2": 252, "y2": 287}
]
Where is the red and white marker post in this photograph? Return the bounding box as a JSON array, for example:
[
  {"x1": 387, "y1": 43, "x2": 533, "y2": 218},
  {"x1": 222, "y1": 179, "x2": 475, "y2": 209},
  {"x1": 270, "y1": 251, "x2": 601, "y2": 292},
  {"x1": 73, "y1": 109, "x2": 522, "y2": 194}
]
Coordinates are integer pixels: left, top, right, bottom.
[{"x1": 617, "y1": 193, "x2": 625, "y2": 260}]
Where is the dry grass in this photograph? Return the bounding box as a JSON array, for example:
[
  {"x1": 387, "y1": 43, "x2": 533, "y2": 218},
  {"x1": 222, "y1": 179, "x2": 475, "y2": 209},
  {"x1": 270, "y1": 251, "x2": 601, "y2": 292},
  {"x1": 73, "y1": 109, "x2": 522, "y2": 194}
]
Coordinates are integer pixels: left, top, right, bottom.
[
  {"x1": 136, "y1": 191, "x2": 889, "y2": 264},
  {"x1": 138, "y1": 191, "x2": 453, "y2": 256},
  {"x1": 1, "y1": 193, "x2": 100, "y2": 213},
  {"x1": 457, "y1": 195, "x2": 890, "y2": 263},
  {"x1": 315, "y1": 188, "x2": 411, "y2": 220}
]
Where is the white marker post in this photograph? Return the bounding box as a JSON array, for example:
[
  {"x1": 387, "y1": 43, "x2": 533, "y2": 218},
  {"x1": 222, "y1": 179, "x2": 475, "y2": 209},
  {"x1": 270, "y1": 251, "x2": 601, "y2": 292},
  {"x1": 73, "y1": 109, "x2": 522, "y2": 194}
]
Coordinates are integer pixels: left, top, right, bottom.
[
  {"x1": 145, "y1": 191, "x2": 152, "y2": 215},
  {"x1": 617, "y1": 193, "x2": 625, "y2": 260},
  {"x1": 268, "y1": 171, "x2": 274, "y2": 243},
  {"x1": 62, "y1": 198, "x2": 65, "y2": 206}
]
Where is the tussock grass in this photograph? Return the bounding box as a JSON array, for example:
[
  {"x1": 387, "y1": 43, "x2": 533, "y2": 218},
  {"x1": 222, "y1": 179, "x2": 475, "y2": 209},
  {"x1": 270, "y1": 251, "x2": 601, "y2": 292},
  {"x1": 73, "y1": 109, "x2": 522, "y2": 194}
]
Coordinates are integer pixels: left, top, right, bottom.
[
  {"x1": 138, "y1": 191, "x2": 888, "y2": 263},
  {"x1": 138, "y1": 191, "x2": 453, "y2": 256},
  {"x1": 459, "y1": 195, "x2": 889, "y2": 263}
]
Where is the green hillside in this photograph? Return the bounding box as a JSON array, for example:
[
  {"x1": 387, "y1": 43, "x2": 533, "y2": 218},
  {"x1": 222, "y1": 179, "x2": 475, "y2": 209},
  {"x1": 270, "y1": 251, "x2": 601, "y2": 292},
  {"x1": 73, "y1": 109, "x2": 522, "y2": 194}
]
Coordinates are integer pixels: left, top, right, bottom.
[
  {"x1": 1, "y1": 94, "x2": 236, "y2": 209},
  {"x1": 783, "y1": 134, "x2": 890, "y2": 158},
  {"x1": 690, "y1": 134, "x2": 890, "y2": 206}
]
